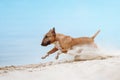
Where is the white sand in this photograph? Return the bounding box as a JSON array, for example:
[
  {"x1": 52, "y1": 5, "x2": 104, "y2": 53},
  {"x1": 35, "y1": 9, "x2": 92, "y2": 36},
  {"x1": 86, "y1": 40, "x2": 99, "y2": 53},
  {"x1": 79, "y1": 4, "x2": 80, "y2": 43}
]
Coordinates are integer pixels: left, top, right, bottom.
[
  {"x1": 1, "y1": 46, "x2": 120, "y2": 80},
  {"x1": 1, "y1": 57, "x2": 120, "y2": 80}
]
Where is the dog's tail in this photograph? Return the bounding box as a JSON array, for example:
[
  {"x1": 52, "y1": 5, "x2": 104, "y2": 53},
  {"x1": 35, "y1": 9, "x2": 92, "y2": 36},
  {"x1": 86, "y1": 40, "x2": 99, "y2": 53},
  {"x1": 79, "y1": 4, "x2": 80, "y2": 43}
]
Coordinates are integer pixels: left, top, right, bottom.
[{"x1": 91, "y1": 30, "x2": 100, "y2": 39}]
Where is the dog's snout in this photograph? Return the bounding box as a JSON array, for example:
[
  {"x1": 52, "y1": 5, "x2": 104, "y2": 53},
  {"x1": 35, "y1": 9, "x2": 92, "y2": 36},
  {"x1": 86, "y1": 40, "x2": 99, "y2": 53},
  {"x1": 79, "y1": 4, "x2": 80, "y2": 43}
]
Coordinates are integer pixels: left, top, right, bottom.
[
  {"x1": 41, "y1": 43, "x2": 43, "y2": 46},
  {"x1": 41, "y1": 41, "x2": 50, "y2": 46},
  {"x1": 41, "y1": 42, "x2": 46, "y2": 46}
]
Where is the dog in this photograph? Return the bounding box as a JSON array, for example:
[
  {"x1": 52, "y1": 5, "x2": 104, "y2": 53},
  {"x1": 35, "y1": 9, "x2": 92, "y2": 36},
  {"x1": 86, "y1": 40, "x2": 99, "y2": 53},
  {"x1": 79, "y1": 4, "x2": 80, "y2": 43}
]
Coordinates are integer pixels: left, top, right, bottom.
[{"x1": 41, "y1": 27, "x2": 100, "y2": 59}]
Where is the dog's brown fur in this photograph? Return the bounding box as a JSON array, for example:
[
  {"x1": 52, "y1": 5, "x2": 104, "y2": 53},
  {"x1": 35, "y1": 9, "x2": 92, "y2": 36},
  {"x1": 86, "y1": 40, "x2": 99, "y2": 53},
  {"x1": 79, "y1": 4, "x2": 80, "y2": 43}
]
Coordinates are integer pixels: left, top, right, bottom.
[{"x1": 41, "y1": 28, "x2": 100, "y2": 59}]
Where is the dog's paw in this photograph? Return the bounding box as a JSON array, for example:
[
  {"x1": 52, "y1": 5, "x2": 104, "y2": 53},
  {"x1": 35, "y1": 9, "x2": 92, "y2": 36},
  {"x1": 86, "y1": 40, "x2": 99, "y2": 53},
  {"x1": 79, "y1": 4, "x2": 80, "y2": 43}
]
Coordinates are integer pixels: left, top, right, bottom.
[
  {"x1": 41, "y1": 56, "x2": 46, "y2": 59},
  {"x1": 55, "y1": 56, "x2": 59, "y2": 60},
  {"x1": 41, "y1": 54, "x2": 49, "y2": 59}
]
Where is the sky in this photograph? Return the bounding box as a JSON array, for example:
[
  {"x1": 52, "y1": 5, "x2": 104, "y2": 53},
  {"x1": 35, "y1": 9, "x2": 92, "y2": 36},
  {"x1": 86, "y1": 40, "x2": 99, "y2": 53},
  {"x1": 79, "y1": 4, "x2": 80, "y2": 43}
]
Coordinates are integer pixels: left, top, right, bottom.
[{"x1": 0, "y1": 0, "x2": 120, "y2": 65}]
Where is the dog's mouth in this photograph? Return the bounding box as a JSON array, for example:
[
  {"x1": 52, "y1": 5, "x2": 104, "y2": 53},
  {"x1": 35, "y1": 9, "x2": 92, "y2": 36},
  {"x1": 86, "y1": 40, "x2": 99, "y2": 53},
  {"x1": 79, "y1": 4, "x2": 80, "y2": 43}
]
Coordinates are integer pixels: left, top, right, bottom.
[{"x1": 41, "y1": 41, "x2": 51, "y2": 46}]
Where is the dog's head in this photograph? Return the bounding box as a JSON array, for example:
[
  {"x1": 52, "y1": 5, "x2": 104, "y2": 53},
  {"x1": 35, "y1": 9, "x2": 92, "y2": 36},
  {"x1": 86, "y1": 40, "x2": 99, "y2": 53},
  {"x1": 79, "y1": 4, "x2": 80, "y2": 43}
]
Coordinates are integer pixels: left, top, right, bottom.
[{"x1": 41, "y1": 27, "x2": 56, "y2": 46}]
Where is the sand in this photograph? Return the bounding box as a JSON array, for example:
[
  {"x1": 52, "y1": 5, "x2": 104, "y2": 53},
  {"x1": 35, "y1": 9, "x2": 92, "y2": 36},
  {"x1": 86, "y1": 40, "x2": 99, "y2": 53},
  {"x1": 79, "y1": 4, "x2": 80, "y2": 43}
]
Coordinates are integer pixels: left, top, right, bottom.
[
  {"x1": 1, "y1": 56, "x2": 120, "y2": 80},
  {"x1": 1, "y1": 46, "x2": 120, "y2": 80}
]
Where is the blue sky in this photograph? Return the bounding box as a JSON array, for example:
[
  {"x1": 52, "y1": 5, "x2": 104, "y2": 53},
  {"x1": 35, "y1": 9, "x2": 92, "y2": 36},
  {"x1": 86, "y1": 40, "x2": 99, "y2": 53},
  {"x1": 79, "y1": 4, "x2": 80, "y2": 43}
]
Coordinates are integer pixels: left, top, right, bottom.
[{"x1": 0, "y1": 0, "x2": 120, "y2": 65}]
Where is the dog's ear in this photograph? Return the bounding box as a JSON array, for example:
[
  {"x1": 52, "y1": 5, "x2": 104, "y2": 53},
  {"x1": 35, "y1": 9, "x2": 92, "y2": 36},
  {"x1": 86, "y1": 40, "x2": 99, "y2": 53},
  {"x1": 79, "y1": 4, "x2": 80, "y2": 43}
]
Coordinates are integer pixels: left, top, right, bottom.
[
  {"x1": 52, "y1": 27, "x2": 56, "y2": 35},
  {"x1": 53, "y1": 27, "x2": 55, "y2": 31}
]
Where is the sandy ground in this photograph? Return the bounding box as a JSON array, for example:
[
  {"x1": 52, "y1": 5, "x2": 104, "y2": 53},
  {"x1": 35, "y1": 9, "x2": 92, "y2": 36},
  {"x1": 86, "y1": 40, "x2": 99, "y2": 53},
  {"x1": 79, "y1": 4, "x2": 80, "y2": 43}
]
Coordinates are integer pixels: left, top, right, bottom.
[
  {"x1": 1, "y1": 46, "x2": 120, "y2": 80},
  {"x1": 1, "y1": 56, "x2": 120, "y2": 80}
]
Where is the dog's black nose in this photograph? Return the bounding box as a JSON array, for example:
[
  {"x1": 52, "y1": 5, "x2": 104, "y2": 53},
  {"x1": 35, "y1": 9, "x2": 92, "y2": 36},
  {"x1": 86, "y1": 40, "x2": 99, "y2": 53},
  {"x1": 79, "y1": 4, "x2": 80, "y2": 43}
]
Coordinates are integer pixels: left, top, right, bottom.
[
  {"x1": 41, "y1": 42, "x2": 47, "y2": 46},
  {"x1": 41, "y1": 43, "x2": 44, "y2": 46}
]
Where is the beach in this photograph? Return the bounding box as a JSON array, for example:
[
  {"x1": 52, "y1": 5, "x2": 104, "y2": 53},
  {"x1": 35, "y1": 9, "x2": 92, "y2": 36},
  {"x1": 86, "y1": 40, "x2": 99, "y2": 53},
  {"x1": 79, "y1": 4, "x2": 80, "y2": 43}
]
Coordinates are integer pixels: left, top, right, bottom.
[
  {"x1": 0, "y1": 54, "x2": 120, "y2": 80},
  {"x1": 1, "y1": 0, "x2": 120, "y2": 80}
]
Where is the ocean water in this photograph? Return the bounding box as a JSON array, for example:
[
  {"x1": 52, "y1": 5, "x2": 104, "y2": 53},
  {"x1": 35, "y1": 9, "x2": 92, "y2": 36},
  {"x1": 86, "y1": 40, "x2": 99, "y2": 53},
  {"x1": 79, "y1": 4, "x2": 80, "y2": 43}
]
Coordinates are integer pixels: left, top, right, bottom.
[
  {"x1": 0, "y1": 38, "x2": 42, "y2": 66},
  {"x1": 0, "y1": 27, "x2": 47, "y2": 66}
]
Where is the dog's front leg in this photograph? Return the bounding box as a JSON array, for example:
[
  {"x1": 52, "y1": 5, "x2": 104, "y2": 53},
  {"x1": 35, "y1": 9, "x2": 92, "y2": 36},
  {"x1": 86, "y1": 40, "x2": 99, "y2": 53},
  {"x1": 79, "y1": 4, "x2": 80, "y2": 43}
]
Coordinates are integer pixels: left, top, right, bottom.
[
  {"x1": 55, "y1": 49, "x2": 68, "y2": 59},
  {"x1": 55, "y1": 52, "x2": 61, "y2": 60},
  {"x1": 41, "y1": 47, "x2": 58, "y2": 59}
]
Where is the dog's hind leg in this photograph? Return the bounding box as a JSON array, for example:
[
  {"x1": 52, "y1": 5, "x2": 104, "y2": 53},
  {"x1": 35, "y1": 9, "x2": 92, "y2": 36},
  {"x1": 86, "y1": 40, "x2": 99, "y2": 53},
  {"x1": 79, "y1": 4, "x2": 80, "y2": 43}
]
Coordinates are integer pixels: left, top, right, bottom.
[{"x1": 41, "y1": 47, "x2": 58, "y2": 59}]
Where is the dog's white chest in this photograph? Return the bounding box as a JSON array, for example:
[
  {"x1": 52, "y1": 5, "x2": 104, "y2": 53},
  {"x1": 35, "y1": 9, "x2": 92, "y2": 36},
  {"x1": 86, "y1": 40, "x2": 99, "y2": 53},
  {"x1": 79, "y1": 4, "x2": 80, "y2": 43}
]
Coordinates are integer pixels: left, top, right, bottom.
[{"x1": 54, "y1": 41, "x2": 62, "y2": 50}]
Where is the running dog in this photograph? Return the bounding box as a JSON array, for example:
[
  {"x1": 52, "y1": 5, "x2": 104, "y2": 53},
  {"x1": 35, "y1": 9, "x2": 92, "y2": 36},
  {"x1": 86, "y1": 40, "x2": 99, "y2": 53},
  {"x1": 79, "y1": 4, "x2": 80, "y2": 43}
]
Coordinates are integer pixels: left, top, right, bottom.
[{"x1": 41, "y1": 28, "x2": 100, "y2": 59}]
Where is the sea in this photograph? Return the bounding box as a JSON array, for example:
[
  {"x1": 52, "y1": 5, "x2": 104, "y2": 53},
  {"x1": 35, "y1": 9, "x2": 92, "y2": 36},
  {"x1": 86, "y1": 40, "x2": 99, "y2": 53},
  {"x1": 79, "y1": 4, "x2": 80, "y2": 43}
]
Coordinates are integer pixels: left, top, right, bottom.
[{"x1": 0, "y1": 28, "x2": 50, "y2": 67}]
